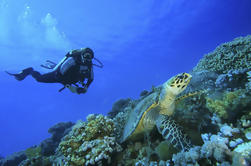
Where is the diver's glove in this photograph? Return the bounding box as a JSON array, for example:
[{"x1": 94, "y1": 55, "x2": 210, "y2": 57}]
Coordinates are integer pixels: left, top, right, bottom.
[
  {"x1": 76, "y1": 84, "x2": 88, "y2": 94},
  {"x1": 76, "y1": 87, "x2": 87, "y2": 94},
  {"x1": 66, "y1": 84, "x2": 78, "y2": 93}
]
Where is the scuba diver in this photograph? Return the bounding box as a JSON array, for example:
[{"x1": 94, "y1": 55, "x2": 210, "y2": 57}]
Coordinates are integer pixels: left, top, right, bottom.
[{"x1": 6, "y1": 48, "x2": 103, "y2": 94}]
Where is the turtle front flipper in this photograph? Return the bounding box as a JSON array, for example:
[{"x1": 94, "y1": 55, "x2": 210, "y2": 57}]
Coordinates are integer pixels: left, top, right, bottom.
[
  {"x1": 156, "y1": 114, "x2": 192, "y2": 151},
  {"x1": 175, "y1": 89, "x2": 208, "y2": 104}
]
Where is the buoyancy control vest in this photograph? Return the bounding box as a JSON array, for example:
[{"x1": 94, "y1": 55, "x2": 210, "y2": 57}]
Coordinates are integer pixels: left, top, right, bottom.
[{"x1": 57, "y1": 49, "x2": 93, "y2": 84}]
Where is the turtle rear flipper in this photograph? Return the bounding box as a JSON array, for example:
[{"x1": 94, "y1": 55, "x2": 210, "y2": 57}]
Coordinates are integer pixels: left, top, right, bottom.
[{"x1": 156, "y1": 115, "x2": 192, "y2": 151}]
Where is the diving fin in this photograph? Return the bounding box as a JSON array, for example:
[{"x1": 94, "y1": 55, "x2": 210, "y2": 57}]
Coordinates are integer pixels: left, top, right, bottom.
[{"x1": 5, "y1": 67, "x2": 33, "y2": 81}]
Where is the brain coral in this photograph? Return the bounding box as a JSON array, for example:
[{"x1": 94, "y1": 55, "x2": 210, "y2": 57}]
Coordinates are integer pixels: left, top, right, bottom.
[
  {"x1": 57, "y1": 114, "x2": 122, "y2": 166},
  {"x1": 192, "y1": 35, "x2": 251, "y2": 74}
]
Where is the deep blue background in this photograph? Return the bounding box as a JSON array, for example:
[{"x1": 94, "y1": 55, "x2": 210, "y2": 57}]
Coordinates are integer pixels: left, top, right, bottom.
[{"x1": 0, "y1": 0, "x2": 250, "y2": 157}]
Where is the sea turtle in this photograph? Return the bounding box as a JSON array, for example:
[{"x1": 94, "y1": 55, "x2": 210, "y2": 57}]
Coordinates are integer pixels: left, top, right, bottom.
[{"x1": 120, "y1": 73, "x2": 194, "y2": 151}]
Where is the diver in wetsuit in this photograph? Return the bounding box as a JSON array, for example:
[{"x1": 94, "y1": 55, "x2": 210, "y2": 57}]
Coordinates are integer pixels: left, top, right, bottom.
[{"x1": 6, "y1": 48, "x2": 103, "y2": 94}]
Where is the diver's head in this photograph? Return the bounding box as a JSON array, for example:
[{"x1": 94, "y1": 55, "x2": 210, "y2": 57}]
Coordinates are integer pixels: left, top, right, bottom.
[{"x1": 81, "y1": 48, "x2": 94, "y2": 62}]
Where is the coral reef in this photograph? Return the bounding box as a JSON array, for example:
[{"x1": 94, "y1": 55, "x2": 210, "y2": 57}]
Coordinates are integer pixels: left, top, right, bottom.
[
  {"x1": 1, "y1": 122, "x2": 74, "y2": 166},
  {"x1": 57, "y1": 114, "x2": 122, "y2": 166},
  {"x1": 192, "y1": 35, "x2": 251, "y2": 74},
  {"x1": 205, "y1": 89, "x2": 251, "y2": 120},
  {"x1": 246, "y1": 70, "x2": 251, "y2": 91},
  {"x1": 108, "y1": 98, "x2": 132, "y2": 118},
  {"x1": 24, "y1": 146, "x2": 42, "y2": 160},
  {"x1": 40, "y1": 121, "x2": 74, "y2": 156},
  {"x1": 115, "y1": 133, "x2": 177, "y2": 166},
  {"x1": 244, "y1": 127, "x2": 251, "y2": 140},
  {"x1": 19, "y1": 156, "x2": 52, "y2": 166},
  {"x1": 214, "y1": 69, "x2": 249, "y2": 90},
  {"x1": 0, "y1": 151, "x2": 26, "y2": 166},
  {"x1": 0, "y1": 155, "x2": 3, "y2": 166},
  {"x1": 171, "y1": 125, "x2": 249, "y2": 166},
  {"x1": 234, "y1": 142, "x2": 251, "y2": 158},
  {"x1": 139, "y1": 90, "x2": 149, "y2": 97}
]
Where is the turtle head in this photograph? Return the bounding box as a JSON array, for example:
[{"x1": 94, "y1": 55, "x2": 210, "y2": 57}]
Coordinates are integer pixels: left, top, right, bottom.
[{"x1": 164, "y1": 73, "x2": 192, "y2": 96}]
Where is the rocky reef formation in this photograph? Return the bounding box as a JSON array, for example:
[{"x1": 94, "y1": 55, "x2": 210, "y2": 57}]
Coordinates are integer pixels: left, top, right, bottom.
[
  {"x1": 1, "y1": 35, "x2": 250, "y2": 166},
  {"x1": 0, "y1": 152, "x2": 26, "y2": 166},
  {"x1": 0, "y1": 122, "x2": 73, "y2": 166},
  {"x1": 41, "y1": 121, "x2": 75, "y2": 157}
]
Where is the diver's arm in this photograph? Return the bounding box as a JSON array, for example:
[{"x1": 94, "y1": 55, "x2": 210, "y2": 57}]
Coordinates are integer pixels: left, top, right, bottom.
[
  {"x1": 66, "y1": 76, "x2": 89, "y2": 94},
  {"x1": 71, "y1": 66, "x2": 93, "y2": 94},
  {"x1": 86, "y1": 67, "x2": 94, "y2": 88},
  {"x1": 74, "y1": 81, "x2": 89, "y2": 94}
]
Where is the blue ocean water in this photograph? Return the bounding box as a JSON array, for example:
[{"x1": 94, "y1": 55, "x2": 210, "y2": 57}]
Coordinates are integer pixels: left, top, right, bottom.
[{"x1": 0, "y1": 0, "x2": 250, "y2": 157}]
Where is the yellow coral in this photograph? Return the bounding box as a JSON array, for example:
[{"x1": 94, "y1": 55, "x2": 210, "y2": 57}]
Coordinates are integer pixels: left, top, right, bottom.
[
  {"x1": 57, "y1": 114, "x2": 122, "y2": 166},
  {"x1": 206, "y1": 89, "x2": 244, "y2": 119},
  {"x1": 206, "y1": 98, "x2": 228, "y2": 119},
  {"x1": 225, "y1": 90, "x2": 241, "y2": 103},
  {"x1": 84, "y1": 114, "x2": 114, "y2": 140}
]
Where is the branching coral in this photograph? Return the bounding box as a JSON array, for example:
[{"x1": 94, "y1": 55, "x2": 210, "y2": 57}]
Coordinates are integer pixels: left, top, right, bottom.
[
  {"x1": 172, "y1": 134, "x2": 232, "y2": 166},
  {"x1": 234, "y1": 142, "x2": 251, "y2": 158},
  {"x1": 232, "y1": 142, "x2": 251, "y2": 166}
]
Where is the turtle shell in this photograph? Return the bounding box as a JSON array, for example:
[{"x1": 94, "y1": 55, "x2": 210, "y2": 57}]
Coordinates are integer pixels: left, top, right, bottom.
[{"x1": 120, "y1": 91, "x2": 159, "y2": 143}]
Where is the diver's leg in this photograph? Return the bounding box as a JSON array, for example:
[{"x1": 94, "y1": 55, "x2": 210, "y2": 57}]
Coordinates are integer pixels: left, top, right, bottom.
[
  {"x1": 6, "y1": 67, "x2": 58, "y2": 83},
  {"x1": 30, "y1": 71, "x2": 58, "y2": 83}
]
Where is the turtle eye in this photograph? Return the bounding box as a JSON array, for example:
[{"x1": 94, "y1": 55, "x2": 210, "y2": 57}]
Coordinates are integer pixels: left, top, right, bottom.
[{"x1": 177, "y1": 74, "x2": 184, "y2": 80}]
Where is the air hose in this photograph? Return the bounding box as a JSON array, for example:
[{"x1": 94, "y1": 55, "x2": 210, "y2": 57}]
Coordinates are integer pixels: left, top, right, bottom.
[{"x1": 92, "y1": 57, "x2": 104, "y2": 68}]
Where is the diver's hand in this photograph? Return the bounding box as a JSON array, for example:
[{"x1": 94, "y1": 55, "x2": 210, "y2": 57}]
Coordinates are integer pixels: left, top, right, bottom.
[
  {"x1": 83, "y1": 84, "x2": 88, "y2": 91},
  {"x1": 65, "y1": 84, "x2": 87, "y2": 94},
  {"x1": 76, "y1": 87, "x2": 87, "y2": 94}
]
